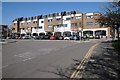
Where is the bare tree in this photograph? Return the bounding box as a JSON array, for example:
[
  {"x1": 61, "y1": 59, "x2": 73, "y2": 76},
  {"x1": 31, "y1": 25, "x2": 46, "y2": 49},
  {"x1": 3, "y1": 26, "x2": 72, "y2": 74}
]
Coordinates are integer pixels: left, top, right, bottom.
[{"x1": 97, "y1": 1, "x2": 120, "y2": 40}]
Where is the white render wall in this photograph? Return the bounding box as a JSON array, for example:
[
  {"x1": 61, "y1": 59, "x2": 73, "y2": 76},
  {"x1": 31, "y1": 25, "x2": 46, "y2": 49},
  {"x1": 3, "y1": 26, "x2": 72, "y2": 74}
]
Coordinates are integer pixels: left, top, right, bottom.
[
  {"x1": 20, "y1": 29, "x2": 26, "y2": 34},
  {"x1": 31, "y1": 19, "x2": 46, "y2": 34},
  {"x1": 75, "y1": 13, "x2": 82, "y2": 16},
  {"x1": 63, "y1": 15, "x2": 71, "y2": 32},
  {"x1": 39, "y1": 19, "x2": 45, "y2": 33},
  {"x1": 86, "y1": 13, "x2": 93, "y2": 16},
  {"x1": 83, "y1": 28, "x2": 109, "y2": 36},
  {"x1": 54, "y1": 15, "x2": 71, "y2": 33}
]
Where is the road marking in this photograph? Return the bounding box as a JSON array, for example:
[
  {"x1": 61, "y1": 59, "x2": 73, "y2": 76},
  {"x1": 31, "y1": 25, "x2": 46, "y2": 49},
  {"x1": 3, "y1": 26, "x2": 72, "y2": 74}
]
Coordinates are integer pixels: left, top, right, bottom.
[
  {"x1": 0, "y1": 65, "x2": 8, "y2": 69},
  {"x1": 70, "y1": 43, "x2": 99, "y2": 79},
  {"x1": 22, "y1": 58, "x2": 32, "y2": 61}
]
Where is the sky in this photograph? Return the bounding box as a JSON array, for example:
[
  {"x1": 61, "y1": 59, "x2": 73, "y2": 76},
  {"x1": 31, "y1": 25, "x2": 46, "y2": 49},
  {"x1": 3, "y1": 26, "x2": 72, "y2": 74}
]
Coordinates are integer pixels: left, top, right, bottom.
[{"x1": 2, "y1": 2, "x2": 109, "y2": 27}]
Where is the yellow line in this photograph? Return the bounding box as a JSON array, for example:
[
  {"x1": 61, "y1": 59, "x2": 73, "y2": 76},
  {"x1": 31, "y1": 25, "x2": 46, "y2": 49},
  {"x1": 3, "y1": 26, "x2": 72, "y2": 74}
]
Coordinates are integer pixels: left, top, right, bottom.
[{"x1": 70, "y1": 43, "x2": 99, "y2": 79}]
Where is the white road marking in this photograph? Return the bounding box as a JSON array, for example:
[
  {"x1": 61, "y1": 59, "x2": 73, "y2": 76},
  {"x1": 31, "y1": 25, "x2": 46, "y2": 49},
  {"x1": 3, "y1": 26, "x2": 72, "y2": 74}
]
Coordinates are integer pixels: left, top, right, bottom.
[
  {"x1": 14, "y1": 52, "x2": 35, "y2": 62},
  {"x1": 14, "y1": 52, "x2": 34, "y2": 58},
  {"x1": 22, "y1": 58, "x2": 32, "y2": 61},
  {"x1": 0, "y1": 65, "x2": 8, "y2": 69}
]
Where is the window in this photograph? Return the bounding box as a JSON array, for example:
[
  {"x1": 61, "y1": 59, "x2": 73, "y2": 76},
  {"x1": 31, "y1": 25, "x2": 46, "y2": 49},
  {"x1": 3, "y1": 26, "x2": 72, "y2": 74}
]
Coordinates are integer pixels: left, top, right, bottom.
[
  {"x1": 34, "y1": 27, "x2": 37, "y2": 29},
  {"x1": 48, "y1": 19, "x2": 52, "y2": 22},
  {"x1": 86, "y1": 22, "x2": 93, "y2": 26},
  {"x1": 86, "y1": 15, "x2": 93, "y2": 19},
  {"x1": 63, "y1": 24, "x2": 67, "y2": 27},
  {"x1": 14, "y1": 23, "x2": 16, "y2": 25},
  {"x1": 12, "y1": 28, "x2": 15, "y2": 30},
  {"x1": 33, "y1": 21, "x2": 37, "y2": 24},
  {"x1": 28, "y1": 27, "x2": 31, "y2": 30},
  {"x1": 27, "y1": 22, "x2": 31, "y2": 25},
  {"x1": 95, "y1": 22, "x2": 98, "y2": 25},
  {"x1": 56, "y1": 25, "x2": 60, "y2": 28},
  {"x1": 20, "y1": 28, "x2": 25, "y2": 30},
  {"x1": 71, "y1": 23, "x2": 77, "y2": 27},
  {"x1": 71, "y1": 17, "x2": 74, "y2": 20},
  {"x1": 66, "y1": 12, "x2": 71, "y2": 15},
  {"x1": 79, "y1": 22, "x2": 82, "y2": 26},
  {"x1": 21, "y1": 23, "x2": 24, "y2": 25},
  {"x1": 76, "y1": 16, "x2": 81, "y2": 19},
  {"x1": 48, "y1": 25, "x2": 52, "y2": 28},
  {"x1": 41, "y1": 21, "x2": 44, "y2": 23},
  {"x1": 48, "y1": 14, "x2": 53, "y2": 17},
  {"x1": 39, "y1": 26, "x2": 43, "y2": 29},
  {"x1": 44, "y1": 15, "x2": 48, "y2": 18},
  {"x1": 56, "y1": 18, "x2": 61, "y2": 21},
  {"x1": 66, "y1": 17, "x2": 71, "y2": 20}
]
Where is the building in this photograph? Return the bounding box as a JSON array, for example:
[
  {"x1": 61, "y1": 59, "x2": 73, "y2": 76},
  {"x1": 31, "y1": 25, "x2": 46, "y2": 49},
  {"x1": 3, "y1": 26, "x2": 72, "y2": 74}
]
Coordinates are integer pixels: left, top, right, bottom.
[
  {"x1": 11, "y1": 11, "x2": 111, "y2": 38},
  {"x1": 0, "y1": 24, "x2": 11, "y2": 39}
]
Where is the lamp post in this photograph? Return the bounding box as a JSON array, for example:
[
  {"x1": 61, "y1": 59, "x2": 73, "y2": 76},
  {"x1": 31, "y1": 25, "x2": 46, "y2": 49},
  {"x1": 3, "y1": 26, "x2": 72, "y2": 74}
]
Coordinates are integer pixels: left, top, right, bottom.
[{"x1": 61, "y1": 18, "x2": 65, "y2": 36}]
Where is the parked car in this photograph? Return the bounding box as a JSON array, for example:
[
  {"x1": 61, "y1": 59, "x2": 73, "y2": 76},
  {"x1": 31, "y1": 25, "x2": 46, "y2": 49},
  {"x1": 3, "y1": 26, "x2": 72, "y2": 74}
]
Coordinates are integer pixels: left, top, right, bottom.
[
  {"x1": 70, "y1": 35, "x2": 80, "y2": 40},
  {"x1": 64, "y1": 36, "x2": 71, "y2": 40},
  {"x1": 44, "y1": 35, "x2": 50, "y2": 40},
  {"x1": 95, "y1": 35, "x2": 100, "y2": 39},
  {"x1": 22, "y1": 35, "x2": 31, "y2": 39},
  {"x1": 59, "y1": 36, "x2": 63, "y2": 40},
  {"x1": 89, "y1": 35, "x2": 94, "y2": 39},
  {"x1": 83, "y1": 35, "x2": 89, "y2": 40},
  {"x1": 39, "y1": 35, "x2": 45, "y2": 40},
  {"x1": 33, "y1": 36, "x2": 39, "y2": 40},
  {"x1": 50, "y1": 36, "x2": 55, "y2": 40}
]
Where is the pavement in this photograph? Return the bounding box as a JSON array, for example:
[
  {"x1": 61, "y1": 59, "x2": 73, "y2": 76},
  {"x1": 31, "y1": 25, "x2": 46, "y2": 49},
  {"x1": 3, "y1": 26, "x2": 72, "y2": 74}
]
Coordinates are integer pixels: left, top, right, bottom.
[{"x1": 75, "y1": 39, "x2": 119, "y2": 79}]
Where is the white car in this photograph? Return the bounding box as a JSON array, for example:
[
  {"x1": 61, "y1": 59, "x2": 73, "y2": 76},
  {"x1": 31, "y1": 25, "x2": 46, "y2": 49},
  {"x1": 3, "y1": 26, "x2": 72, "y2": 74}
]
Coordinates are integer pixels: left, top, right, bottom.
[
  {"x1": 64, "y1": 37, "x2": 71, "y2": 40},
  {"x1": 22, "y1": 35, "x2": 31, "y2": 39}
]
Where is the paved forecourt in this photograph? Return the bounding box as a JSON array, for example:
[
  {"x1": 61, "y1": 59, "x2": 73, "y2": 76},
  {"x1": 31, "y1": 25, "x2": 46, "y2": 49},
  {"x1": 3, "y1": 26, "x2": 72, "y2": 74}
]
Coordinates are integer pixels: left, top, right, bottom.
[{"x1": 2, "y1": 40, "x2": 100, "y2": 78}]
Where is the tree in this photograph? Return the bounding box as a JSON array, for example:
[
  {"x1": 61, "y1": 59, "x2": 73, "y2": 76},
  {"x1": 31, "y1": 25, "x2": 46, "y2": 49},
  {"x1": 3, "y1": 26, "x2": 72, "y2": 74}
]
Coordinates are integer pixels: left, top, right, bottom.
[{"x1": 97, "y1": 1, "x2": 120, "y2": 40}]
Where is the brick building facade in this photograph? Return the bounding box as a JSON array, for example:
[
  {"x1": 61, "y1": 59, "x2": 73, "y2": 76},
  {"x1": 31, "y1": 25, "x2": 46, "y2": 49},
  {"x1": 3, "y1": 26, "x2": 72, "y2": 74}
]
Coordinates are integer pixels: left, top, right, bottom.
[{"x1": 11, "y1": 11, "x2": 111, "y2": 38}]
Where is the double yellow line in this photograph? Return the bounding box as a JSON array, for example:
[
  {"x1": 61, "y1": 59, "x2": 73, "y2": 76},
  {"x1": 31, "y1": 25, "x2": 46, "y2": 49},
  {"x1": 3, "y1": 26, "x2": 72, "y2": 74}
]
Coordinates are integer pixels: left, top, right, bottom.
[{"x1": 70, "y1": 43, "x2": 99, "y2": 79}]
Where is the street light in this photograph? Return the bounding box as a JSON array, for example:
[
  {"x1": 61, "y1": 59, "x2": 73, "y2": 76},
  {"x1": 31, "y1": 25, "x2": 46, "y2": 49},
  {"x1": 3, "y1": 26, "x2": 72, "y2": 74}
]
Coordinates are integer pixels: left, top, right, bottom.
[{"x1": 61, "y1": 18, "x2": 65, "y2": 36}]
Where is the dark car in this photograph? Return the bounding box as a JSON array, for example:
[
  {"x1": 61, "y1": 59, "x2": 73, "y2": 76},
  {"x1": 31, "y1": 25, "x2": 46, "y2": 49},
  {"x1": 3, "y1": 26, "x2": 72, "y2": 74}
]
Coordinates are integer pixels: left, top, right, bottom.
[
  {"x1": 33, "y1": 36, "x2": 39, "y2": 40},
  {"x1": 70, "y1": 35, "x2": 80, "y2": 40},
  {"x1": 39, "y1": 35, "x2": 45, "y2": 40},
  {"x1": 44, "y1": 35, "x2": 50, "y2": 40}
]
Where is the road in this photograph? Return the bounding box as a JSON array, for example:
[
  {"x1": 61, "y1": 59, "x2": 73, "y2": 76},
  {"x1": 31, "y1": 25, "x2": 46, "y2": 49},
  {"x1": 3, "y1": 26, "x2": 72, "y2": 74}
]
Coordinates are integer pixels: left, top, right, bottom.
[{"x1": 2, "y1": 39, "x2": 102, "y2": 78}]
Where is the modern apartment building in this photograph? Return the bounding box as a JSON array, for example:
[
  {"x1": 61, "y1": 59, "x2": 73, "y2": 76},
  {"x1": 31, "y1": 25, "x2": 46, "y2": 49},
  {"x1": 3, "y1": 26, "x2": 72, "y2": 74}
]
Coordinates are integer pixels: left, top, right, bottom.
[{"x1": 11, "y1": 11, "x2": 111, "y2": 38}]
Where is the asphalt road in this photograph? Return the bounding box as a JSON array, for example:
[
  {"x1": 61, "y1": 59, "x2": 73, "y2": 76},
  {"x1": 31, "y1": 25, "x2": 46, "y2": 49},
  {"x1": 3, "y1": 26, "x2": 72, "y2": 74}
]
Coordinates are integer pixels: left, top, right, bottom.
[{"x1": 2, "y1": 40, "x2": 101, "y2": 78}]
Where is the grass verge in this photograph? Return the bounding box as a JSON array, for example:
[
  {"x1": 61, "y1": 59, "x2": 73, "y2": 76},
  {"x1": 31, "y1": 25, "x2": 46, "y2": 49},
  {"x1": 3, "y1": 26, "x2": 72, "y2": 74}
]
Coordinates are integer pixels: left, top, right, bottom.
[{"x1": 112, "y1": 40, "x2": 120, "y2": 53}]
